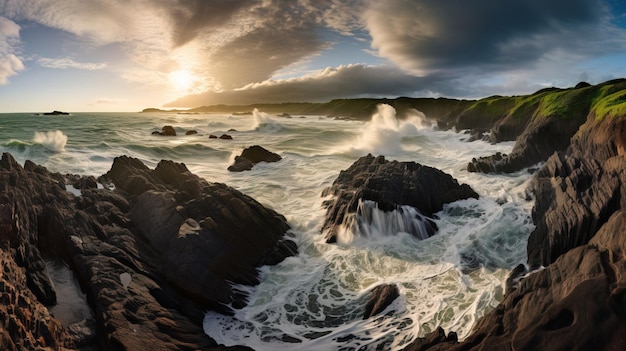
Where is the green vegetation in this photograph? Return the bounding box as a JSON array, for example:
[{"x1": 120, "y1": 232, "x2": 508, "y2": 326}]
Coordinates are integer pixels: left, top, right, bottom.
[
  {"x1": 141, "y1": 79, "x2": 626, "y2": 126},
  {"x1": 591, "y1": 90, "x2": 626, "y2": 120}
]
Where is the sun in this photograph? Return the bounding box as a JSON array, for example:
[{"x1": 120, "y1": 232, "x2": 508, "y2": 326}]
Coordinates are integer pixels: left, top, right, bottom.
[{"x1": 169, "y1": 70, "x2": 194, "y2": 92}]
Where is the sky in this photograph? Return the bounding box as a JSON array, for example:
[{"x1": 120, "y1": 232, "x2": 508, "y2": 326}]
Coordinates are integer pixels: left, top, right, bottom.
[{"x1": 1, "y1": 0, "x2": 626, "y2": 112}]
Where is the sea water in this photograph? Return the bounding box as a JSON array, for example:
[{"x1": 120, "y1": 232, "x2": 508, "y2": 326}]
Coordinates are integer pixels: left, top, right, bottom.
[{"x1": 0, "y1": 105, "x2": 534, "y2": 350}]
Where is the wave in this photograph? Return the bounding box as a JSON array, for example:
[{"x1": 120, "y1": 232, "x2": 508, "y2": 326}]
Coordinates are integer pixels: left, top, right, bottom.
[
  {"x1": 336, "y1": 200, "x2": 434, "y2": 244},
  {"x1": 3, "y1": 139, "x2": 32, "y2": 152},
  {"x1": 340, "y1": 104, "x2": 429, "y2": 156},
  {"x1": 125, "y1": 142, "x2": 229, "y2": 161},
  {"x1": 33, "y1": 130, "x2": 67, "y2": 152},
  {"x1": 251, "y1": 109, "x2": 286, "y2": 133}
]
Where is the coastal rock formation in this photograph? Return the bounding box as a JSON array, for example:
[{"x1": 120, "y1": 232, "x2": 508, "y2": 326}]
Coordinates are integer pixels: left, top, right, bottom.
[
  {"x1": 228, "y1": 145, "x2": 282, "y2": 172},
  {"x1": 0, "y1": 152, "x2": 295, "y2": 350},
  {"x1": 402, "y1": 102, "x2": 626, "y2": 350},
  {"x1": 468, "y1": 79, "x2": 626, "y2": 173},
  {"x1": 527, "y1": 112, "x2": 626, "y2": 267},
  {"x1": 321, "y1": 154, "x2": 478, "y2": 243}
]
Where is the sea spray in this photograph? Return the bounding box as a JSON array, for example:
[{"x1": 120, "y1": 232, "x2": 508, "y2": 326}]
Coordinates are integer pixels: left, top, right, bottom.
[
  {"x1": 34, "y1": 130, "x2": 67, "y2": 152},
  {"x1": 342, "y1": 104, "x2": 426, "y2": 156},
  {"x1": 337, "y1": 200, "x2": 435, "y2": 244},
  {"x1": 252, "y1": 108, "x2": 285, "y2": 133},
  {"x1": 0, "y1": 112, "x2": 534, "y2": 350}
]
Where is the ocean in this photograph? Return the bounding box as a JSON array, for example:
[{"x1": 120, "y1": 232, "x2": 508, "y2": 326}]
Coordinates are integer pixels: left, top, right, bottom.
[{"x1": 0, "y1": 105, "x2": 534, "y2": 350}]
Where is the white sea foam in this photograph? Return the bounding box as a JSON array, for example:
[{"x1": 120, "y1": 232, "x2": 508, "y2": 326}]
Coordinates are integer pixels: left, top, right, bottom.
[
  {"x1": 342, "y1": 104, "x2": 427, "y2": 156},
  {"x1": 33, "y1": 130, "x2": 67, "y2": 152},
  {"x1": 251, "y1": 108, "x2": 285, "y2": 133},
  {"x1": 0, "y1": 111, "x2": 535, "y2": 350},
  {"x1": 336, "y1": 200, "x2": 433, "y2": 244}
]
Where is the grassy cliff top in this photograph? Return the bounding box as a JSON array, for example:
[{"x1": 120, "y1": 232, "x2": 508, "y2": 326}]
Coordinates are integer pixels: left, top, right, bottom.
[{"x1": 142, "y1": 79, "x2": 626, "y2": 125}]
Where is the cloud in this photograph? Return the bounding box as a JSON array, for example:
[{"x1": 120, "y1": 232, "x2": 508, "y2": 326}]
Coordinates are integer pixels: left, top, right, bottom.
[
  {"x1": 165, "y1": 64, "x2": 437, "y2": 107},
  {"x1": 2, "y1": 0, "x2": 626, "y2": 105},
  {"x1": 38, "y1": 57, "x2": 106, "y2": 70},
  {"x1": 0, "y1": 16, "x2": 24, "y2": 85},
  {"x1": 167, "y1": 0, "x2": 250, "y2": 47},
  {"x1": 364, "y1": 0, "x2": 626, "y2": 75}
]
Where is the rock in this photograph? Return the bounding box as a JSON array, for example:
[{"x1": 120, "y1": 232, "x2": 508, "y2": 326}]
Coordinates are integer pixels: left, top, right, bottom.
[
  {"x1": 219, "y1": 134, "x2": 233, "y2": 140},
  {"x1": 228, "y1": 145, "x2": 282, "y2": 172},
  {"x1": 321, "y1": 154, "x2": 478, "y2": 243},
  {"x1": 153, "y1": 125, "x2": 176, "y2": 136},
  {"x1": 0, "y1": 152, "x2": 292, "y2": 350},
  {"x1": 527, "y1": 115, "x2": 626, "y2": 267},
  {"x1": 363, "y1": 284, "x2": 400, "y2": 319},
  {"x1": 401, "y1": 327, "x2": 458, "y2": 351},
  {"x1": 209, "y1": 134, "x2": 217, "y2": 139},
  {"x1": 185, "y1": 130, "x2": 198, "y2": 135},
  {"x1": 42, "y1": 110, "x2": 69, "y2": 115},
  {"x1": 402, "y1": 111, "x2": 626, "y2": 351},
  {"x1": 467, "y1": 79, "x2": 626, "y2": 174}
]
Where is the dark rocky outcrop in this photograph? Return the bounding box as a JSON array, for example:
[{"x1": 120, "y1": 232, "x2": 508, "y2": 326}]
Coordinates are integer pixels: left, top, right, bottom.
[
  {"x1": 527, "y1": 113, "x2": 626, "y2": 267},
  {"x1": 363, "y1": 284, "x2": 400, "y2": 319},
  {"x1": 228, "y1": 145, "x2": 282, "y2": 172},
  {"x1": 185, "y1": 130, "x2": 198, "y2": 135},
  {"x1": 0, "y1": 152, "x2": 296, "y2": 350},
  {"x1": 402, "y1": 107, "x2": 626, "y2": 350},
  {"x1": 219, "y1": 134, "x2": 233, "y2": 140},
  {"x1": 468, "y1": 79, "x2": 626, "y2": 173},
  {"x1": 42, "y1": 110, "x2": 70, "y2": 115},
  {"x1": 321, "y1": 154, "x2": 478, "y2": 243},
  {"x1": 403, "y1": 211, "x2": 626, "y2": 351}
]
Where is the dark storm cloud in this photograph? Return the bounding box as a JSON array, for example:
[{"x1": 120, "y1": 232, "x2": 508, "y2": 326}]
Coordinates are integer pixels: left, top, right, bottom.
[
  {"x1": 167, "y1": 0, "x2": 252, "y2": 47},
  {"x1": 365, "y1": 0, "x2": 621, "y2": 74}
]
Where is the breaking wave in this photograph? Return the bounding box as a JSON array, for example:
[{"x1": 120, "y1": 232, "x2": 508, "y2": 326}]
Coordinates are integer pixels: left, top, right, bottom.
[{"x1": 33, "y1": 130, "x2": 67, "y2": 152}]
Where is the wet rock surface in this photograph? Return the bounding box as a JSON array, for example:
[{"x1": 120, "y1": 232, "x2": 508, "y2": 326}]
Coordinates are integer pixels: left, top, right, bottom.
[
  {"x1": 402, "y1": 114, "x2": 626, "y2": 350},
  {"x1": 321, "y1": 154, "x2": 478, "y2": 243},
  {"x1": 228, "y1": 145, "x2": 282, "y2": 172},
  {"x1": 0, "y1": 152, "x2": 295, "y2": 350}
]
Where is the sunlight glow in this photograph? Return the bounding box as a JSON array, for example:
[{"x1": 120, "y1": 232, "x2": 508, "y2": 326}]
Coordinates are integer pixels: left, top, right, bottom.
[{"x1": 169, "y1": 70, "x2": 194, "y2": 92}]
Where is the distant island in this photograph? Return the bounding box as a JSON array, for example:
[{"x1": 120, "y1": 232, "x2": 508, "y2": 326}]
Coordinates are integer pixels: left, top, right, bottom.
[{"x1": 34, "y1": 110, "x2": 70, "y2": 116}]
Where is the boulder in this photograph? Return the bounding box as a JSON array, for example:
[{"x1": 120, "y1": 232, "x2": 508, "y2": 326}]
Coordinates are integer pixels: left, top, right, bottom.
[
  {"x1": 363, "y1": 284, "x2": 400, "y2": 319},
  {"x1": 185, "y1": 130, "x2": 198, "y2": 135},
  {"x1": 153, "y1": 125, "x2": 176, "y2": 136},
  {"x1": 228, "y1": 145, "x2": 282, "y2": 172},
  {"x1": 0, "y1": 152, "x2": 294, "y2": 350},
  {"x1": 219, "y1": 134, "x2": 233, "y2": 140},
  {"x1": 321, "y1": 154, "x2": 478, "y2": 243}
]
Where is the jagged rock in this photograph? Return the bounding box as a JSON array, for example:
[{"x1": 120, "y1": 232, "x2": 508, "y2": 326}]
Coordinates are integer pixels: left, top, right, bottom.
[
  {"x1": 401, "y1": 327, "x2": 458, "y2": 351},
  {"x1": 0, "y1": 152, "x2": 293, "y2": 350},
  {"x1": 363, "y1": 284, "x2": 400, "y2": 319},
  {"x1": 228, "y1": 145, "x2": 282, "y2": 172},
  {"x1": 402, "y1": 211, "x2": 626, "y2": 351},
  {"x1": 219, "y1": 134, "x2": 233, "y2": 140},
  {"x1": 467, "y1": 80, "x2": 626, "y2": 174},
  {"x1": 402, "y1": 112, "x2": 626, "y2": 351},
  {"x1": 527, "y1": 115, "x2": 626, "y2": 267},
  {"x1": 321, "y1": 154, "x2": 478, "y2": 243}
]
